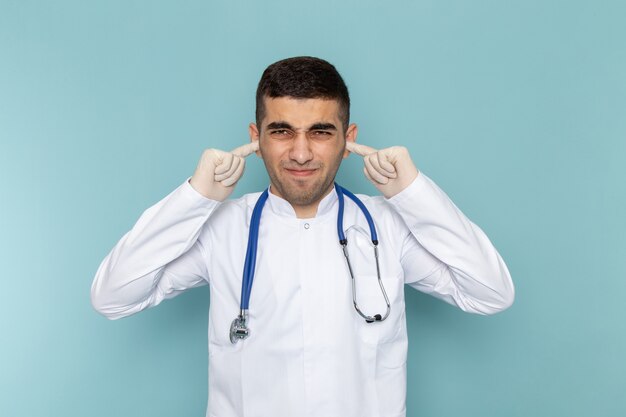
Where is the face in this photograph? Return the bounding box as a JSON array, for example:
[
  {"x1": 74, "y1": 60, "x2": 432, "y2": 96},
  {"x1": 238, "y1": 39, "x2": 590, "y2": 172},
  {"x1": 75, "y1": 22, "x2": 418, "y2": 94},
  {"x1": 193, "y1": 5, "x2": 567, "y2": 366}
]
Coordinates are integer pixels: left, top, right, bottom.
[{"x1": 249, "y1": 97, "x2": 357, "y2": 214}]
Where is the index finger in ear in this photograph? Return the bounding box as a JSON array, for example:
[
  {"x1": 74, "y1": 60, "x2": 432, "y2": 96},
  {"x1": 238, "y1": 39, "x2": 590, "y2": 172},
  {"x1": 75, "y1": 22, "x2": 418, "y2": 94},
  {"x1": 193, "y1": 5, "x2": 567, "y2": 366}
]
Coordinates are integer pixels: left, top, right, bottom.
[
  {"x1": 346, "y1": 142, "x2": 377, "y2": 156},
  {"x1": 231, "y1": 141, "x2": 259, "y2": 158}
]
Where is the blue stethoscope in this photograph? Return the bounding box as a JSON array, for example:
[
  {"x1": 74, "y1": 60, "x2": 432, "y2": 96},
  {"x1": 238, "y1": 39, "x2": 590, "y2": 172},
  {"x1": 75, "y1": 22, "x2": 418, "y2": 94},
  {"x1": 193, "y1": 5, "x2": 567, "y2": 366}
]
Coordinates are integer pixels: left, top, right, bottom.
[{"x1": 230, "y1": 184, "x2": 391, "y2": 343}]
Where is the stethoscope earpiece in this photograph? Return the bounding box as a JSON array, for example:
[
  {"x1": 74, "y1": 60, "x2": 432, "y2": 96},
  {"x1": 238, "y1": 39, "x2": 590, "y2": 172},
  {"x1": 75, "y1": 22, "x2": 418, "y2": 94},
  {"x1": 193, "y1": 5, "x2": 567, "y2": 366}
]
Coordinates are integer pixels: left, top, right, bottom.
[{"x1": 365, "y1": 314, "x2": 383, "y2": 323}]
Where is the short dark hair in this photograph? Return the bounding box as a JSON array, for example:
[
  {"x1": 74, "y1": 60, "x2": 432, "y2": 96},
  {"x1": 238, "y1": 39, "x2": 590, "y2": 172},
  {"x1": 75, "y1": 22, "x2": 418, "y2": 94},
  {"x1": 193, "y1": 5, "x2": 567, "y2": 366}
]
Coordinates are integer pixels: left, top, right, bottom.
[{"x1": 255, "y1": 56, "x2": 350, "y2": 131}]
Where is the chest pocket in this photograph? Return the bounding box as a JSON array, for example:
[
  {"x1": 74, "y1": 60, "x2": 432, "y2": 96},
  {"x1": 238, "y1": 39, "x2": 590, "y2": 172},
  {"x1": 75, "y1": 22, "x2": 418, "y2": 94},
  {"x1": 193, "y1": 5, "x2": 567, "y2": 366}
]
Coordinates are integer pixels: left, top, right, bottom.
[
  {"x1": 352, "y1": 273, "x2": 404, "y2": 345},
  {"x1": 343, "y1": 225, "x2": 405, "y2": 345}
]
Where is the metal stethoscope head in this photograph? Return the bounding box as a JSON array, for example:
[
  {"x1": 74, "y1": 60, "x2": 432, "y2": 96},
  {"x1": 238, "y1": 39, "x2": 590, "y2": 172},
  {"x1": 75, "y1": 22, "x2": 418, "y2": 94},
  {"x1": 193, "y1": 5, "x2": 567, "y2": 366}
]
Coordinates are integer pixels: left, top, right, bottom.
[
  {"x1": 230, "y1": 184, "x2": 391, "y2": 344},
  {"x1": 230, "y1": 309, "x2": 249, "y2": 344}
]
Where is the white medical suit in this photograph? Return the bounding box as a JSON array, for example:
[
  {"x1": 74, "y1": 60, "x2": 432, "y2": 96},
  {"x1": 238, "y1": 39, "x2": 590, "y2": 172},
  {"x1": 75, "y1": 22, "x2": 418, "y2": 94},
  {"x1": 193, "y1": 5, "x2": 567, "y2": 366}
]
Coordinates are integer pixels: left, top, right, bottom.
[{"x1": 91, "y1": 172, "x2": 514, "y2": 417}]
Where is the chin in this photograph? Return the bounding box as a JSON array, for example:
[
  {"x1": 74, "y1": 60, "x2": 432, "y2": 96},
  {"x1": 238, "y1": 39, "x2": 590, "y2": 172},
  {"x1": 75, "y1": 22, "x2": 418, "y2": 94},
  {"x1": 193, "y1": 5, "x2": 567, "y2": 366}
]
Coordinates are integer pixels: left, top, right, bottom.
[{"x1": 290, "y1": 182, "x2": 336, "y2": 206}]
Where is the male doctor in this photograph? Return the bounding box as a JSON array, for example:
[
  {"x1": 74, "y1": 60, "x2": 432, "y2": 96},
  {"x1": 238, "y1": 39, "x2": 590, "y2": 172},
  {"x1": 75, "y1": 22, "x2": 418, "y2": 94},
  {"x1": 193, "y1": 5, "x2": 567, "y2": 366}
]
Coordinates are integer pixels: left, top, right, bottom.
[{"x1": 91, "y1": 56, "x2": 514, "y2": 417}]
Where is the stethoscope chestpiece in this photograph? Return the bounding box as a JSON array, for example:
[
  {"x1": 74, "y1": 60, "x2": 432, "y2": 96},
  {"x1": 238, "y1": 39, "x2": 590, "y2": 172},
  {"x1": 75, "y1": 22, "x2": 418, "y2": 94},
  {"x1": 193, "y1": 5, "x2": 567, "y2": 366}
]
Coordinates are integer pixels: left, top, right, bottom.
[{"x1": 229, "y1": 310, "x2": 250, "y2": 344}]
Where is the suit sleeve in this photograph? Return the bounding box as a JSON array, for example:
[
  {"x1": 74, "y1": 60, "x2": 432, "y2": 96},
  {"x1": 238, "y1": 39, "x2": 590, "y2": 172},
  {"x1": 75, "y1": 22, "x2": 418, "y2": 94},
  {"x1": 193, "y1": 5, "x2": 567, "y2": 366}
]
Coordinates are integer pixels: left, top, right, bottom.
[
  {"x1": 90, "y1": 180, "x2": 219, "y2": 320},
  {"x1": 388, "y1": 173, "x2": 515, "y2": 314}
]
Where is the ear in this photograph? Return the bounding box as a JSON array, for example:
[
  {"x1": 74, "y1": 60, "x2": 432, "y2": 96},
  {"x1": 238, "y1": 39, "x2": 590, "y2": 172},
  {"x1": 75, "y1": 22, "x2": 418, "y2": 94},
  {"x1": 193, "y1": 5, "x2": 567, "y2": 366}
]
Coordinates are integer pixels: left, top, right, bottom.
[
  {"x1": 343, "y1": 123, "x2": 358, "y2": 159},
  {"x1": 249, "y1": 123, "x2": 261, "y2": 158}
]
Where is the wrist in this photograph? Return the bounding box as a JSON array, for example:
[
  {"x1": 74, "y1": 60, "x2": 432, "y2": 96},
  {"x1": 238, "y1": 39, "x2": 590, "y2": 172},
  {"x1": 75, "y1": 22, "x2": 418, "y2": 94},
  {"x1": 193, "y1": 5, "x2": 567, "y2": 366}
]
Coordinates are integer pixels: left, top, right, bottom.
[{"x1": 189, "y1": 177, "x2": 223, "y2": 201}]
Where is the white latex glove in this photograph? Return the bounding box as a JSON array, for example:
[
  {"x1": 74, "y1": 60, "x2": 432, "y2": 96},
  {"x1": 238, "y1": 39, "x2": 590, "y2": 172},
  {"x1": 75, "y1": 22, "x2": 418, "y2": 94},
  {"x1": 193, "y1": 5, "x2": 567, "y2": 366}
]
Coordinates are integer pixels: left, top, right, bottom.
[
  {"x1": 189, "y1": 141, "x2": 259, "y2": 201},
  {"x1": 346, "y1": 142, "x2": 419, "y2": 199}
]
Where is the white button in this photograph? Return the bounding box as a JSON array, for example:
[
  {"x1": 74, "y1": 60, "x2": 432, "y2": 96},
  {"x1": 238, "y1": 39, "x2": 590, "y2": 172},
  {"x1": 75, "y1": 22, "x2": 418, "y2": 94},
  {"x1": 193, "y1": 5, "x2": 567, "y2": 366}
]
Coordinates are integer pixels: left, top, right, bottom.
[{"x1": 304, "y1": 223, "x2": 310, "y2": 229}]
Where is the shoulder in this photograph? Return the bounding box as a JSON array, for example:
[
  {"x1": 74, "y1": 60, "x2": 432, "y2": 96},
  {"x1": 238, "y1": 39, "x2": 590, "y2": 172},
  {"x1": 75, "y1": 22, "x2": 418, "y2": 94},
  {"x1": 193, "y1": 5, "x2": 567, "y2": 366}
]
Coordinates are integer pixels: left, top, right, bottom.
[
  {"x1": 197, "y1": 191, "x2": 264, "y2": 245},
  {"x1": 221, "y1": 191, "x2": 264, "y2": 211},
  {"x1": 350, "y1": 192, "x2": 409, "y2": 231},
  {"x1": 210, "y1": 191, "x2": 264, "y2": 222}
]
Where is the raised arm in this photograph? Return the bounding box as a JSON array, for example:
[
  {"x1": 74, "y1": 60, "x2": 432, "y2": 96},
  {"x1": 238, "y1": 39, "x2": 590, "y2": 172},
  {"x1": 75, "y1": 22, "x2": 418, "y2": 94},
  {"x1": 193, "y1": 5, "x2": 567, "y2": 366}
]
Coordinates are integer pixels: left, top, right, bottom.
[
  {"x1": 91, "y1": 142, "x2": 258, "y2": 319},
  {"x1": 347, "y1": 141, "x2": 514, "y2": 314}
]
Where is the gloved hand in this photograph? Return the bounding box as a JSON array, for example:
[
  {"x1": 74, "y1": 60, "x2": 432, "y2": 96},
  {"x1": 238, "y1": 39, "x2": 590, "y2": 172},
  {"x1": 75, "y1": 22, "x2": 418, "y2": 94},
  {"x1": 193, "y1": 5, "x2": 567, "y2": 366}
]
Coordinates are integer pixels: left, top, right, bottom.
[
  {"x1": 189, "y1": 141, "x2": 259, "y2": 201},
  {"x1": 346, "y1": 142, "x2": 419, "y2": 199}
]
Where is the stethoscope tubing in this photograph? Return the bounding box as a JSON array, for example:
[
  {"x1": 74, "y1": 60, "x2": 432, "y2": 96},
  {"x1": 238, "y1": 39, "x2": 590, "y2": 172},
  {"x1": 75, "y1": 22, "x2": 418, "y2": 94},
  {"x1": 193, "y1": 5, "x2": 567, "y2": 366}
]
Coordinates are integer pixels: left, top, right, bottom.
[
  {"x1": 240, "y1": 189, "x2": 269, "y2": 310},
  {"x1": 335, "y1": 184, "x2": 378, "y2": 245},
  {"x1": 231, "y1": 184, "x2": 390, "y2": 343}
]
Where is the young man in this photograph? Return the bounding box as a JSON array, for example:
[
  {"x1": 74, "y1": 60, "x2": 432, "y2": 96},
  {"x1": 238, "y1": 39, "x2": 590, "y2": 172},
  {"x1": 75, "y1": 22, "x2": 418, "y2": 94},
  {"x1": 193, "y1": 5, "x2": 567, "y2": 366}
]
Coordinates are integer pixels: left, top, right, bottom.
[{"x1": 92, "y1": 56, "x2": 514, "y2": 417}]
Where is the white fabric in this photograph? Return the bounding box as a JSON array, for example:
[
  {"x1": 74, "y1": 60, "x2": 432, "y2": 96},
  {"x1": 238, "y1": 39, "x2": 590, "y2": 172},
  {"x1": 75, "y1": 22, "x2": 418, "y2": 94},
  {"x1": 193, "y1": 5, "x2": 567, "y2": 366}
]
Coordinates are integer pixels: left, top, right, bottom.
[{"x1": 91, "y1": 173, "x2": 514, "y2": 417}]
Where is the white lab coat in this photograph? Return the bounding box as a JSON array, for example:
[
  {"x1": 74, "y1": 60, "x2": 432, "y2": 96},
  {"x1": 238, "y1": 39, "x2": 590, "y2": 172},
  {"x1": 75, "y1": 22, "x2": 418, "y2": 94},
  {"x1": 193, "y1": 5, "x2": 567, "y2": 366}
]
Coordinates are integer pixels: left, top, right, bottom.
[{"x1": 91, "y1": 173, "x2": 514, "y2": 417}]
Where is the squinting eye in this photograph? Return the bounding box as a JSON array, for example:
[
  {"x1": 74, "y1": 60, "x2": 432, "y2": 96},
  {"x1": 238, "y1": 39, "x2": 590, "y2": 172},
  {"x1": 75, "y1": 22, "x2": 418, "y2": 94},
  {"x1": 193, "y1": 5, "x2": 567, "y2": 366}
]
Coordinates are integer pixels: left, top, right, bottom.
[
  {"x1": 311, "y1": 131, "x2": 332, "y2": 137},
  {"x1": 270, "y1": 130, "x2": 291, "y2": 138}
]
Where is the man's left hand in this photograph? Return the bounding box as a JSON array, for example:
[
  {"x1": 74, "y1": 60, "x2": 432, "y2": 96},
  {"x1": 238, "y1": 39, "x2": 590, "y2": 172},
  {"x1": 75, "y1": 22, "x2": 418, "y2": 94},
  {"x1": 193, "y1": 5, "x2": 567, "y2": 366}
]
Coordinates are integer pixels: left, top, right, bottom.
[{"x1": 346, "y1": 142, "x2": 419, "y2": 199}]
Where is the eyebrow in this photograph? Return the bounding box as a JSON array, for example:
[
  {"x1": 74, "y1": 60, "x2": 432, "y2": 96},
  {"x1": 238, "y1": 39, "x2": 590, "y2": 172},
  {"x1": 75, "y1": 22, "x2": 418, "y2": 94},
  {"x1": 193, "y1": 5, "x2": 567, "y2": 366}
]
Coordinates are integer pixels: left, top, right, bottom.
[
  {"x1": 265, "y1": 121, "x2": 337, "y2": 131},
  {"x1": 310, "y1": 123, "x2": 337, "y2": 131},
  {"x1": 266, "y1": 121, "x2": 293, "y2": 130}
]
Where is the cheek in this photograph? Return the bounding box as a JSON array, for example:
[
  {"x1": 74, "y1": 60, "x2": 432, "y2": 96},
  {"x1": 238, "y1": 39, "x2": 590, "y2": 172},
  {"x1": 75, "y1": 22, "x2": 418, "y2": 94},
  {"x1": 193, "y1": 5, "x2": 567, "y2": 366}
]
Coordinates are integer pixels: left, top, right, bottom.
[
  {"x1": 314, "y1": 142, "x2": 344, "y2": 165},
  {"x1": 260, "y1": 142, "x2": 286, "y2": 164}
]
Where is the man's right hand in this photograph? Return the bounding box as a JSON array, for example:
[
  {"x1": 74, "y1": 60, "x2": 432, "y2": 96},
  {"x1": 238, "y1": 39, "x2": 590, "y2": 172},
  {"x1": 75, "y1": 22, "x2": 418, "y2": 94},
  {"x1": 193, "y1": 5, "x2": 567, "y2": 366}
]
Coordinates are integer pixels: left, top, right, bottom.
[{"x1": 189, "y1": 141, "x2": 259, "y2": 201}]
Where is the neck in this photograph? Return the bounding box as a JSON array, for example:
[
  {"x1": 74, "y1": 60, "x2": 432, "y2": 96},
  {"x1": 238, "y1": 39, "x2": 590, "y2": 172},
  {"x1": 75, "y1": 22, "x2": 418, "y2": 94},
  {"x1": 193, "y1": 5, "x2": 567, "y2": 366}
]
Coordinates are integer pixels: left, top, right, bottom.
[
  {"x1": 269, "y1": 184, "x2": 336, "y2": 219},
  {"x1": 293, "y1": 203, "x2": 319, "y2": 219}
]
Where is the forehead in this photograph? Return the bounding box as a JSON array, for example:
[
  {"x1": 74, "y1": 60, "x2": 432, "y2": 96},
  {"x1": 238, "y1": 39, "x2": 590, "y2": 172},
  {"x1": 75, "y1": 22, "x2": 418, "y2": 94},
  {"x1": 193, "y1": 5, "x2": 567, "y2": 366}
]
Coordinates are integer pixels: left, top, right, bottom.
[{"x1": 261, "y1": 97, "x2": 341, "y2": 127}]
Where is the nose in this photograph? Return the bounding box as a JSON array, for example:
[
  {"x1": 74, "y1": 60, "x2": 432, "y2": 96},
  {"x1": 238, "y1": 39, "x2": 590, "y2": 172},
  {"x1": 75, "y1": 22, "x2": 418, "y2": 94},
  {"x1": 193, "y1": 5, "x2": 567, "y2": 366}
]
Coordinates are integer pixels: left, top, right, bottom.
[{"x1": 288, "y1": 133, "x2": 314, "y2": 165}]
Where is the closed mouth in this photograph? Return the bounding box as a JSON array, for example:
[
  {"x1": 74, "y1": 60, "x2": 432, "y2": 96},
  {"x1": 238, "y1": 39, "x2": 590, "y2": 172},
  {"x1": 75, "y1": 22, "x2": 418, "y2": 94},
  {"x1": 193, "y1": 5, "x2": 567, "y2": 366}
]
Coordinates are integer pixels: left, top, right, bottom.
[{"x1": 285, "y1": 168, "x2": 317, "y2": 177}]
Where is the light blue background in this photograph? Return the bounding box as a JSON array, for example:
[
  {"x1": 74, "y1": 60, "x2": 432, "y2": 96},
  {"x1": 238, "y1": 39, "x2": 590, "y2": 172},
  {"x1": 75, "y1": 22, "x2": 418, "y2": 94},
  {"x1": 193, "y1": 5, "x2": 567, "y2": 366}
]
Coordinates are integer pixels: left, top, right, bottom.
[{"x1": 1, "y1": 1, "x2": 625, "y2": 416}]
